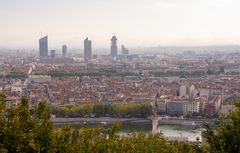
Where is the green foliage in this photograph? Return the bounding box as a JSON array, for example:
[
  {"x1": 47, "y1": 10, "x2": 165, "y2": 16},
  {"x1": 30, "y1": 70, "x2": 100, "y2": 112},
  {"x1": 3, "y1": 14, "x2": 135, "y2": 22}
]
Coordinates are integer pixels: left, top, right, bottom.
[
  {"x1": 36, "y1": 70, "x2": 137, "y2": 77},
  {"x1": 0, "y1": 96, "x2": 54, "y2": 153},
  {"x1": 205, "y1": 101, "x2": 240, "y2": 153},
  {"x1": 150, "y1": 71, "x2": 206, "y2": 77},
  {"x1": 3, "y1": 72, "x2": 27, "y2": 79},
  {"x1": 0, "y1": 93, "x2": 6, "y2": 112},
  {"x1": 52, "y1": 103, "x2": 152, "y2": 118}
]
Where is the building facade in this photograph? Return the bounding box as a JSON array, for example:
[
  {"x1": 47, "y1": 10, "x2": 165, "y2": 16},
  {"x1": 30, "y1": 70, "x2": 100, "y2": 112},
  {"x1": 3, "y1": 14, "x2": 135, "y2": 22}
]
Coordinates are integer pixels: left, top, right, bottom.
[
  {"x1": 50, "y1": 50, "x2": 56, "y2": 58},
  {"x1": 84, "y1": 38, "x2": 92, "y2": 62},
  {"x1": 39, "y1": 36, "x2": 48, "y2": 59},
  {"x1": 166, "y1": 101, "x2": 185, "y2": 116},
  {"x1": 166, "y1": 100, "x2": 200, "y2": 116},
  {"x1": 111, "y1": 35, "x2": 118, "y2": 58},
  {"x1": 62, "y1": 45, "x2": 67, "y2": 57},
  {"x1": 121, "y1": 45, "x2": 129, "y2": 55},
  {"x1": 183, "y1": 102, "x2": 200, "y2": 115}
]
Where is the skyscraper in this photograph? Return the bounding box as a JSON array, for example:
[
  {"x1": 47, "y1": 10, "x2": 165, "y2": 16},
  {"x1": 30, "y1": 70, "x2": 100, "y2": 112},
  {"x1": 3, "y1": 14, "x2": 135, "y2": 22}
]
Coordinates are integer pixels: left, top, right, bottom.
[
  {"x1": 111, "y1": 35, "x2": 117, "y2": 58},
  {"x1": 84, "y1": 37, "x2": 92, "y2": 62},
  {"x1": 39, "y1": 36, "x2": 48, "y2": 59},
  {"x1": 62, "y1": 45, "x2": 67, "y2": 57},
  {"x1": 121, "y1": 45, "x2": 129, "y2": 55},
  {"x1": 50, "y1": 50, "x2": 56, "y2": 58}
]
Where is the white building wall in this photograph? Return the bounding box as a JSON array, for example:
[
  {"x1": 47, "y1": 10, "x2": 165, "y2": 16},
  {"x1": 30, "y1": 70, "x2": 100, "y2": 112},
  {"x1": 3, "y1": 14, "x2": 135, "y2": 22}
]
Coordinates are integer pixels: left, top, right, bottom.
[
  {"x1": 180, "y1": 85, "x2": 187, "y2": 97},
  {"x1": 183, "y1": 102, "x2": 200, "y2": 115}
]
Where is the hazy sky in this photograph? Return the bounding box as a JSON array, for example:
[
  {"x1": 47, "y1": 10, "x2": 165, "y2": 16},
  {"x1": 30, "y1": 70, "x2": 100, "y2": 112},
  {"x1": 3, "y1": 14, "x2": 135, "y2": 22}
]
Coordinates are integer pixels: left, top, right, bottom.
[{"x1": 1, "y1": 0, "x2": 240, "y2": 49}]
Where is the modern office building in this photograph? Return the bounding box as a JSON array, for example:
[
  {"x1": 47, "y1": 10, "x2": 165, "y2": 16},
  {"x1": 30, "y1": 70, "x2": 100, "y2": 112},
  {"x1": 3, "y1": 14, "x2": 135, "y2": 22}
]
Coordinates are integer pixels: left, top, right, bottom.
[
  {"x1": 111, "y1": 35, "x2": 118, "y2": 58},
  {"x1": 39, "y1": 36, "x2": 48, "y2": 59},
  {"x1": 84, "y1": 37, "x2": 92, "y2": 62},
  {"x1": 50, "y1": 50, "x2": 56, "y2": 58},
  {"x1": 121, "y1": 45, "x2": 129, "y2": 55},
  {"x1": 62, "y1": 45, "x2": 67, "y2": 57}
]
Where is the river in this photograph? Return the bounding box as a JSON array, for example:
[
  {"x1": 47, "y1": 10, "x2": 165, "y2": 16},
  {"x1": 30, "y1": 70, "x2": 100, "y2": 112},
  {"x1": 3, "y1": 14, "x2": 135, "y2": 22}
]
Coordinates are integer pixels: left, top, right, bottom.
[{"x1": 55, "y1": 121, "x2": 202, "y2": 142}]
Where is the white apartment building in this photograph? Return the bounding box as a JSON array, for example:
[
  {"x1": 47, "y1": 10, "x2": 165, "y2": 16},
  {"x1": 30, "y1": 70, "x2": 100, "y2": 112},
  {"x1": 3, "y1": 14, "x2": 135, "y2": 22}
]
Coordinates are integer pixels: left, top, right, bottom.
[{"x1": 183, "y1": 101, "x2": 200, "y2": 115}]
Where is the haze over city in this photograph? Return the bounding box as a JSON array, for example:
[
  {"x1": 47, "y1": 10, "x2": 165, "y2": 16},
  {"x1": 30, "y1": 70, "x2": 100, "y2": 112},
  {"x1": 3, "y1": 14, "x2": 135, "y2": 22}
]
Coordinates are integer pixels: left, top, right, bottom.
[
  {"x1": 1, "y1": 0, "x2": 240, "y2": 49},
  {"x1": 1, "y1": 1, "x2": 240, "y2": 152}
]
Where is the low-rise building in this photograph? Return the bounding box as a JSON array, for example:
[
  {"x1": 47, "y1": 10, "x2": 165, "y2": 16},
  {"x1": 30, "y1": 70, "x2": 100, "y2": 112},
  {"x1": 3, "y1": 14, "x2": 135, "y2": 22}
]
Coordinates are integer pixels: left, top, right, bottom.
[{"x1": 166, "y1": 100, "x2": 200, "y2": 116}]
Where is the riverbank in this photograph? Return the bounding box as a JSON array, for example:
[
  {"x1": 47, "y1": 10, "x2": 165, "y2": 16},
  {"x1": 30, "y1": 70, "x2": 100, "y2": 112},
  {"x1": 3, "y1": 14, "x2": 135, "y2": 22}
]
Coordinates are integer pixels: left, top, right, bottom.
[
  {"x1": 52, "y1": 117, "x2": 150, "y2": 124},
  {"x1": 52, "y1": 117, "x2": 216, "y2": 125}
]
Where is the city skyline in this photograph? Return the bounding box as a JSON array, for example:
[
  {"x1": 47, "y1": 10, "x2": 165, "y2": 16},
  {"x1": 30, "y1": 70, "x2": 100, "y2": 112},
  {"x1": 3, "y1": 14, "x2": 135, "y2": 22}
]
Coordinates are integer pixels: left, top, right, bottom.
[
  {"x1": 1, "y1": 0, "x2": 240, "y2": 49},
  {"x1": 1, "y1": 0, "x2": 240, "y2": 151}
]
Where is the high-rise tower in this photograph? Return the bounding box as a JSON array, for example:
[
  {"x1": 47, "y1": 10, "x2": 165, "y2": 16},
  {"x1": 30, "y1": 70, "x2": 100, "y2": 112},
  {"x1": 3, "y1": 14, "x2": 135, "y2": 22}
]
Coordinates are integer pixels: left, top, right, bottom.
[
  {"x1": 111, "y1": 35, "x2": 117, "y2": 58},
  {"x1": 84, "y1": 37, "x2": 92, "y2": 62},
  {"x1": 121, "y1": 45, "x2": 129, "y2": 55},
  {"x1": 62, "y1": 45, "x2": 67, "y2": 57},
  {"x1": 50, "y1": 50, "x2": 56, "y2": 58},
  {"x1": 39, "y1": 36, "x2": 48, "y2": 59}
]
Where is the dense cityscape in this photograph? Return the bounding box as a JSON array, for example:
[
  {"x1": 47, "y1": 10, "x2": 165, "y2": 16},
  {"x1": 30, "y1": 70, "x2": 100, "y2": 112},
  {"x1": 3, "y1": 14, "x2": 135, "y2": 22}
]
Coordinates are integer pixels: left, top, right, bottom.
[
  {"x1": 1, "y1": 35, "x2": 239, "y2": 119},
  {"x1": 1, "y1": 0, "x2": 240, "y2": 152}
]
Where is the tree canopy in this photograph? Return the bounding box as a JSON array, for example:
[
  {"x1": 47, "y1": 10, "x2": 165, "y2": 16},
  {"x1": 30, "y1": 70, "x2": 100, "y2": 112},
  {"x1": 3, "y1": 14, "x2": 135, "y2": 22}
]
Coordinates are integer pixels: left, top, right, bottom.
[
  {"x1": 204, "y1": 101, "x2": 240, "y2": 153},
  {"x1": 52, "y1": 103, "x2": 152, "y2": 118}
]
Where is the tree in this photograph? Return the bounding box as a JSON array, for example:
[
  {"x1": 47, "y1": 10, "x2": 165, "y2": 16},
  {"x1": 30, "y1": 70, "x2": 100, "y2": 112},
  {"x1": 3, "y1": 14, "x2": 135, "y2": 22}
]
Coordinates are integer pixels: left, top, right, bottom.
[
  {"x1": 0, "y1": 93, "x2": 6, "y2": 152},
  {"x1": 0, "y1": 94, "x2": 55, "y2": 153},
  {"x1": 94, "y1": 104, "x2": 106, "y2": 117},
  {"x1": 34, "y1": 101, "x2": 54, "y2": 153},
  {"x1": 205, "y1": 101, "x2": 240, "y2": 153}
]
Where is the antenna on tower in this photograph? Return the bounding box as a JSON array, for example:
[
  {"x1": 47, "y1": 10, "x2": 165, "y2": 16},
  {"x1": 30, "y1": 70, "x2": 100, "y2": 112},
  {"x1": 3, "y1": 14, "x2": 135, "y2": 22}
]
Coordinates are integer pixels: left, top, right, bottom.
[{"x1": 41, "y1": 31, "x2": 42, "y2": 38}]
